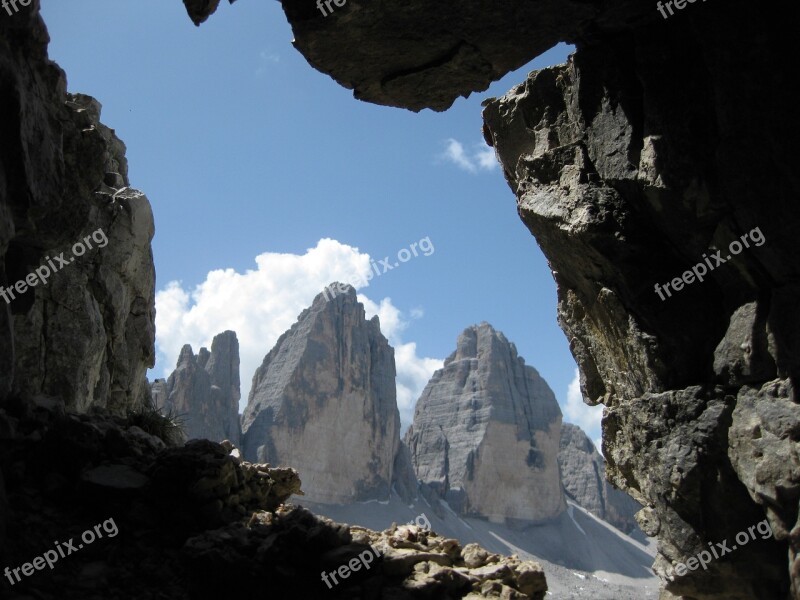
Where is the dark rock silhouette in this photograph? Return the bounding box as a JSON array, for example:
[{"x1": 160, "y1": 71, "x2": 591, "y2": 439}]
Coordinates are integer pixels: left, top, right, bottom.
[{"x1": 0, "y1": 14, "x2": 155, "y2": 413}]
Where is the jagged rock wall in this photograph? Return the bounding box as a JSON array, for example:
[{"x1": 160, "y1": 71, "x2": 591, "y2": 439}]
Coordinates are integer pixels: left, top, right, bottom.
[
  {"x1": 481, "y1": 14, "x2": 798, "y2": 599},
  {"x1": 241, "y1": 284, "x2": 402, "y2": 505},
  {"x1": 0, "y1": 8, "x2": 155, "y2": 413},
  {"x1": 406, "y1": 323, "x2": 564, "y2": 524},
  {"x1": 277, "y1": 0, "x2": 653, "y2": 112},
  {"x1": 155, "y1": 330, "x2": 241, "y2": 445},
  {"x1": 558, "y1": 423, "x2": 639, "y2": 534},
  {"x1": 268, "y1": 0, "x2": 800, "y2": 596}
]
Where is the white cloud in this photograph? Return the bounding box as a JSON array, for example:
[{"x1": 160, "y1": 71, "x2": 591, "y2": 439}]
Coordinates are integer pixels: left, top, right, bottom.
[
  {"x1": 394, "y1": 344, "x2": 442, "y2": 434},
  {"x1": 593, "y1": 438, "x2": 603, "y2": 458},
  {"x1": 441, "y1": 138, "x2": 498, "y2": 174},
  {"x1": 442, "y1": 139, "x2": 476, "y2": 172},
  {"x1": 562, "y1": 368, "x2": 604, "y2": 454},
  {"x1": 474, "y1": 146, "x2": 498, "y2": 171},
  {"x1": 153, "y1": 238, "x2": 441, "y2": 430},
  {"x1": 260, "y1": 50, "x2": 280, "y2": 63},
  {"x1": 256, "y1": 49, "x2": 280, "y2": 76}
]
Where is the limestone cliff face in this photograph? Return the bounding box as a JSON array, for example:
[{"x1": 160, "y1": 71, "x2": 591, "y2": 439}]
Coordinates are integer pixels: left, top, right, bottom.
[
  {"x1": 558, "y1": 423, "x2": 639, "y2": 534},
  {"x1": 480, "y1": 20, "x2": 798, "y2": 599},
  {"x1": 156, "y1": 330, "x2": 241, "y2": 445},
  {"x1": 241, "y1": 284, "x2": 401, "y2": 505},
  {"x1": 406, "y1": 323, "x2": 564, "y2": 524},
  {"x1": 0, "y1": 12, "x2": 155, "y2": 413}
]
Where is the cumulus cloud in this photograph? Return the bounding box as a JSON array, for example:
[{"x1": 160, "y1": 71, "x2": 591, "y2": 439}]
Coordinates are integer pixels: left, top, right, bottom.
[
  {"x1": 474, "y1": 146, "x2": 498, "y2": 171},
  {"x1": 441, "y1": 138, "x2": 498, "y2": 173},
  {"x1": 562, "y1": 368, "x2": 604, "y2": 454},
  {"x1": 153, "y1": 238, "x2": 441, "y2": 430}
]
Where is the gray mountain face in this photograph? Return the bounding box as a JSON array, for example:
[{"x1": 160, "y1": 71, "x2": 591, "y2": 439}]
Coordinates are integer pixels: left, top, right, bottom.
[
  {"x1": 155, "y1": 330, "x2": 241, "y2": 445},
  {"x1": 558, "y1": 423, "x2": 640, "y2": 534},
  {"x1": 241, "y1": 284, "x2": 402, "y2": 505},
  {"x1": 406, "y1": 323, "x2": 565, "y2": 524}
]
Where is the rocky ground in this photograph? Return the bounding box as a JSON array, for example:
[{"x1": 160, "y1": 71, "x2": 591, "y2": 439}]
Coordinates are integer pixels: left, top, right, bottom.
[
  {"x1": 0, "y1": 395, "x2": 547, "y2": 599},
  {"x1": 304, "y1": 492, "x2": 658, "y2": 600}
]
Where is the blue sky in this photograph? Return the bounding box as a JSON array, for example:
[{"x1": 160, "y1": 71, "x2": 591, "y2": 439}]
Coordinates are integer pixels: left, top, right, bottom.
[{"x1": 41, "y1": 1, "x2": 601, "y2": 446}]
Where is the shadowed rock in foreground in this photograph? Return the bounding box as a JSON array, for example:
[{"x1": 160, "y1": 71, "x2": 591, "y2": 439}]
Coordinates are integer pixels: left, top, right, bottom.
[
  {"x1": 0, "y1": 9, "x2": 155, "y2": 414},
  {"x1": 481, "y1": 30, "x2": 797, "y2": 594},
  {"x1": 275, "y1": 0, "x2": 653, "y2": 111},
  {"x1": 0, "y1": 396, "x2": 547, "y2": 599}
]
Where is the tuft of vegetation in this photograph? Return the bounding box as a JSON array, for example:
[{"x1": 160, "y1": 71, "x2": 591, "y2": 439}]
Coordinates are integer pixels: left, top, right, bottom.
[{"x1": 126, "y1": 400, "x2": 186, "y2": 447}]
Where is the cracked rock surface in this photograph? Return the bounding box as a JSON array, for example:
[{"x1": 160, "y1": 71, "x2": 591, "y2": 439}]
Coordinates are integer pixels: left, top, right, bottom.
[
  {"x1": 276, "y1": 0, "x2": 655, "y2": 112},
  {"x1": 1, "y1": 13, "x2": 155, "y2": 414},
  {"x1": 480, "y1": 6, "x2": 799, "y2": 596}
]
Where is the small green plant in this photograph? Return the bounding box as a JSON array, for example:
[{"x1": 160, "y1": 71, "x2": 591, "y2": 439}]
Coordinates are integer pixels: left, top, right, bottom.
[{"x1": 126, "y1": 400, "x2": 186, "y2": 447}]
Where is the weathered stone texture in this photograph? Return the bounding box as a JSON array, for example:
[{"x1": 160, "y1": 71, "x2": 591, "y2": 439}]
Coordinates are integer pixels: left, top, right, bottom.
[
  {"x1": 1, "y1": 13, "x2": 155, "y2": 414},
  {"x1": 241, "y1": 284, "x2": 401, "y2": 504},
  {"x1": 481, "y1": 9, "x2": 799, "y2": 595},
  {"x1": 276, "y1": 0, "x2": 655, "y2": 112},
  {"x1": 406, "y1": 323, "x2": 565, "y2": 524},
  {"x1": 156, "y1": 330, "x2": 241, "y2": 445},
  {"x1": 558, "y1": 422, "x2": 639, "y2": 534}
]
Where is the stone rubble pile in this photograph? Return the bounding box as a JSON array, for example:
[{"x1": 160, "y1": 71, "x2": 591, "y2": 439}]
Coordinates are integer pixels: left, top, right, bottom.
[{"x1": 0, "y1": 395, "x2": 547, "y2": 599}]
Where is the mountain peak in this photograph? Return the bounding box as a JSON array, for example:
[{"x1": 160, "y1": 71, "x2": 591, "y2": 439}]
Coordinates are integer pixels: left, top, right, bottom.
[
  {"x1": 156, "y1": 331, "x2": 241, "y2": 445},
  {"x1": 407, "y1": 325, "x2": 564, "y2": 525},
  {"x1": 241, "y1": 285, "x2": 401, "y2": 504}
]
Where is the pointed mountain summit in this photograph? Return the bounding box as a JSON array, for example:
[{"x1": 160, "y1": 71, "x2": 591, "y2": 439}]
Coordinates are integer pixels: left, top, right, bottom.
[
  {"x1": 153, "y1": 330, "x2": 241, "y2": 445},
  {"x1": 406, "y1": 322, "x2": 565, "y2": 524},
  {"x1": 241, "y1": 284, "x2": 402, "y2": 504}
]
